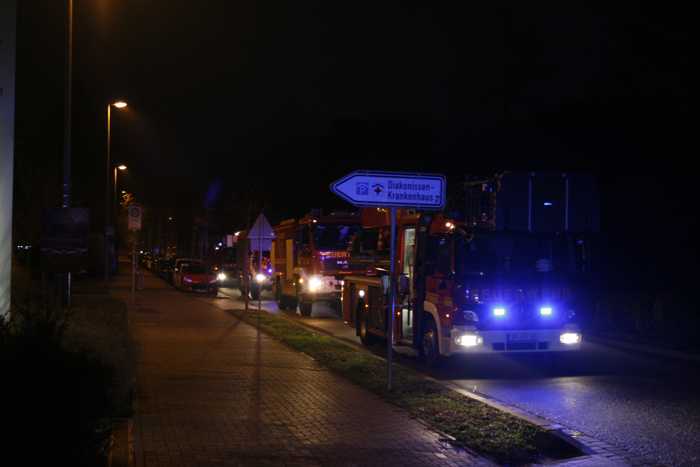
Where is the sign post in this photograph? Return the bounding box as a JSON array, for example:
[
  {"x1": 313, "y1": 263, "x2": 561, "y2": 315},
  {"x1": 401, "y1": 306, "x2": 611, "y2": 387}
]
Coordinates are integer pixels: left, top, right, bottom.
[
  {"x1": 331, "y1": 171, "x2": 446, "y2": 391},
  {"x1": 248, "y1": 213, "x2": 274, "y2": 314},
  {"x1": 128, "y1": 205, "x2": 142, "y2": 303}
]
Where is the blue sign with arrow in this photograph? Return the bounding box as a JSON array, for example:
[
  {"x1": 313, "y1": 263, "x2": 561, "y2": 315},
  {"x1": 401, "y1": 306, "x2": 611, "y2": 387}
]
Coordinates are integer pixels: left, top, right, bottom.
[{"x1": 330, "y1": 170, "x2": 446, "y2": 210}]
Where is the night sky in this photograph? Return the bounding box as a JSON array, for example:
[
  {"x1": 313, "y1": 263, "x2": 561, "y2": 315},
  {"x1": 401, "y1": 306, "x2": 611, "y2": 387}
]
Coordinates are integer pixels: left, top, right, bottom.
[{"x1": 13, "y1": 2, "x2": 693, "y2": 288}]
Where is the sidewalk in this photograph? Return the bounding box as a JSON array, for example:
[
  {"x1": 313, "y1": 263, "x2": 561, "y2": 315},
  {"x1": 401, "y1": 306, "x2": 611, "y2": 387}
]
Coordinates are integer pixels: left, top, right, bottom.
[{"x1": 120, "y1": 274, "x2": 489, "y2": 467}]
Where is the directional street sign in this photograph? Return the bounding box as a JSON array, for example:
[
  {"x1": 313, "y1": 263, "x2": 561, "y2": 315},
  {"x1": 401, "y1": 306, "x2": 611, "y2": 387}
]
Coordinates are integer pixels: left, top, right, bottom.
[
  {"x1": 331, "y1": 170, "x2": 447, "y2": 392},
  {"x1": 128, "y1": 204, "x2": 142, "y2": 231},
  {"x1": 331, "y1": 171, "x2": 446, "y2": 210}
]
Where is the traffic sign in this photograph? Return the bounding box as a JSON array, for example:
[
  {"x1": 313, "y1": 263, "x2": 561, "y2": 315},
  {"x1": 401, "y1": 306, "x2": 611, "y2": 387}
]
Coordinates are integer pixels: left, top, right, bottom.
[
  {"x1": 128, "y1": 204, "x2": 142, "y2": 231},
  {"x1": 330, "y1": 170, "x2": 447, "y2": 392},
  {"x1": 331, "y1": 171, "x2": 446, "y2": 210}
]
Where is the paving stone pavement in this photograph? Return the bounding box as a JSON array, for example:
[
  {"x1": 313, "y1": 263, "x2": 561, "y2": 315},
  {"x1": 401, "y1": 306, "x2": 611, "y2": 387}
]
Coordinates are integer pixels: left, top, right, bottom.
[{"x1": 122, "y1": 274, "x2": 490, "y2": 467}]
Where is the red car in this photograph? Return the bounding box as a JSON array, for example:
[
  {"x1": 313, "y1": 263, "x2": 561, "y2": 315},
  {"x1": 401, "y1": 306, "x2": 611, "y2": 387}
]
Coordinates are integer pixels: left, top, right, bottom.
[{"x1": 177, "y1": 263, "x2": 219, "y2": 295}]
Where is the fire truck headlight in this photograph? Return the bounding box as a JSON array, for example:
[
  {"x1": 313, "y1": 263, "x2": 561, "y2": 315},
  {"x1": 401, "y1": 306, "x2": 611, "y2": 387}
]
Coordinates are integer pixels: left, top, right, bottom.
[
  {"x1": 455, "y1": 334, "x2": 482, "y2": 347},
  {"x1": 217, "y1": 272, "x2": 227, "y2": 282},
  {"x1": 560, "y1": 332, "x2": 581, "y2": 345},
  {"x1": 540, "y1": 306, "x2": 553, "y2": 316},
  {"x1": 255, "y1": 273, "x2": 266, "y2": 284},
  {"x1": 308, "y1": 276, "x2": 322, "y2": 293},
  {"x1": 493, "y1": 307, "x2": 506, "y2": 317}
]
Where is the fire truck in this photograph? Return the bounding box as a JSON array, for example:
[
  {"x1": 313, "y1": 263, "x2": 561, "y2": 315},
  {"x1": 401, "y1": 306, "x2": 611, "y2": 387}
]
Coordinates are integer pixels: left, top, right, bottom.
[
  {"x1": 342, "y1": 193, "x2": 593, "y2": 365},
  {"x1": 271, "y1": 211, "x2": 362, "y2": 316}
]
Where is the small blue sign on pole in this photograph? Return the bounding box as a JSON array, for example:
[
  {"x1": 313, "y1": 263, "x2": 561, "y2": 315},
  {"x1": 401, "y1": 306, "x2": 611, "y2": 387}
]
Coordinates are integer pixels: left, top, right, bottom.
[{"x1": 330, "y1": 171, "x2": 446, "y2": 210}]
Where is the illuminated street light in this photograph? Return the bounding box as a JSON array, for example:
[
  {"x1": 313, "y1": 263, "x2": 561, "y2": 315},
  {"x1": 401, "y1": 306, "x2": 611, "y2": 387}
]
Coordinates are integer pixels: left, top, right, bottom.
[{"x1": 105, "y1": 100, "x2": 128, "y2": 281}]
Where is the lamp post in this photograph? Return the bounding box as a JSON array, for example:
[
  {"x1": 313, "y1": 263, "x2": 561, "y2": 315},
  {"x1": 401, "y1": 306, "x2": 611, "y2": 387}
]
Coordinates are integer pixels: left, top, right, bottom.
[
  {"x1": 105, "y1": 101, "x2": 127, "y2": 281},
  {"x1": 114, "y1": 164, "x2": 127, "y2": 210}
]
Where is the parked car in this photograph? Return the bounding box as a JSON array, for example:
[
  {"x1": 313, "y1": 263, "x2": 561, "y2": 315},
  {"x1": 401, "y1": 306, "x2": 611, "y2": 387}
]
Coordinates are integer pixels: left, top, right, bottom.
[
  {"x1": 172, "y1": 258, "x2": 200, "y2": 288},
  {"x1": 177, "y1": 262, "x2": 218, "y2": 295}
]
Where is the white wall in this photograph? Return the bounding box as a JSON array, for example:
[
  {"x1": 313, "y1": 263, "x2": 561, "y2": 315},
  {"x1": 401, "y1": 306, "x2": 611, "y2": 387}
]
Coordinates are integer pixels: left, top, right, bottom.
[{"x1": 0, "y1": 1, "x2": 17, "y2": 318}]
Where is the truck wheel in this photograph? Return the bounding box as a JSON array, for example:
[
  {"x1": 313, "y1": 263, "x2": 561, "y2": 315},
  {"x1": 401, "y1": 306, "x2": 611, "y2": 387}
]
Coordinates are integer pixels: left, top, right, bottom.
[
  {"x1": 420, "y1": 319, "x2": 443, "y2": 367},
  {"x1": 299, "y1": 300, "x2": 312, "y2": 317}
]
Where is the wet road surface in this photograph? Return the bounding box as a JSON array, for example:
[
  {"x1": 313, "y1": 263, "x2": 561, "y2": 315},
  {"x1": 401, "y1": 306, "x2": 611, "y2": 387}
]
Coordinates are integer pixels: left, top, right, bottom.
[{"x1": 432, "y1": 344, "x2": 700, "y2": 466}]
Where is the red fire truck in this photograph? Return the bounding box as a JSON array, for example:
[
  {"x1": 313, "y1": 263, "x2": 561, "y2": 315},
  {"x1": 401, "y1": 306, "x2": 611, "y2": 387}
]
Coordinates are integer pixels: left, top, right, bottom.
[
  {"x1": 342, "y1": 207, "x2": 586, "y2": 365},
  {"x1": 271, "y1": 211, "x2": 362, "y2": 316}
]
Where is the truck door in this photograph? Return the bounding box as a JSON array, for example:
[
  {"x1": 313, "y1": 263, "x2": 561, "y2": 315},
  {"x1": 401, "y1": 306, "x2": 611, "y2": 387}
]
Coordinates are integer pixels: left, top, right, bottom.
[{"x1": 401, "y1": 227, "x2": 416, "y2": 341}]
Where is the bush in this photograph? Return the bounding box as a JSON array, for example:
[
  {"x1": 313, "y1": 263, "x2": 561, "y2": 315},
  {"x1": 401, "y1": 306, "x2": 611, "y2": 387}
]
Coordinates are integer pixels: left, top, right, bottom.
[{"x1": 1, "y1": 297, "x2": 117, "y2": 466}]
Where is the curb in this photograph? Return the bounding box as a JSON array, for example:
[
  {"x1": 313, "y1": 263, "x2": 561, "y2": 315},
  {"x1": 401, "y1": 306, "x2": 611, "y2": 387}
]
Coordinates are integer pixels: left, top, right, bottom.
[{"x1": 588, "y1": 335, "x2": 700, "y2": 363}]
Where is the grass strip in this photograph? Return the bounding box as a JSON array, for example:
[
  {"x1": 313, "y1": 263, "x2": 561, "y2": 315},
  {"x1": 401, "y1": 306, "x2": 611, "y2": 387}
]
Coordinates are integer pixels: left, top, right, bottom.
[{"x1": 231, "y1": 309, "x2": 557, "y2": 464}]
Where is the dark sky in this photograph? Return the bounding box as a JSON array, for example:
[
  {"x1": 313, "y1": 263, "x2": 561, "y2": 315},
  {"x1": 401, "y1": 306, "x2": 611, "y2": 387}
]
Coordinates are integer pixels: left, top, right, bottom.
[{"x1": 13, "y1": 2, "x2": 693, "y2": 285}]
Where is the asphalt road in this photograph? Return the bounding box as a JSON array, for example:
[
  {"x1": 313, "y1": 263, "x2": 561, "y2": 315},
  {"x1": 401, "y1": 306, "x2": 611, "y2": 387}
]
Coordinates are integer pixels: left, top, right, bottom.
[
  {"x1": 432, "y1": 344, "x2": 700, "y2": 467},
  {"x1": 217, "y1": 286, "x2": 700, "y2": 466}
]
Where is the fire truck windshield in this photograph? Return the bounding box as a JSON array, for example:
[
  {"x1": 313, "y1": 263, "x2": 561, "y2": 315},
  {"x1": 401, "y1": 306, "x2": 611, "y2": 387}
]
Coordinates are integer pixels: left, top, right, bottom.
[
  {"x1": 455, "y1": 233, "x2": 550, "y2": 278},
  {"x1": 313, "y1": 224, "x2": 360, "y2": 250}
]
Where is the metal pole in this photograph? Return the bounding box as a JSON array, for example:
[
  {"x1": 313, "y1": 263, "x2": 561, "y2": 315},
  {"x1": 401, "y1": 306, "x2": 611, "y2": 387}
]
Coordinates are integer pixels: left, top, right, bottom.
[
  {"x1": 63, "y1": 0, "x2": 73, "y2": 209},
  {"x1": 114, "y1": 167, "x2": 118, "y2": 215},
  {"x1": 258, "y1": 222, "x2": 262, "y2": 313},
  {"x1": 105, "y1": 104, "x2": 111, "y2": 282},
  {"x1": 131, "y1": 241, "x2": 136, "y2": 304},
  {"x1": 62, "y1": 0, "x2": 74, "y2": 305},
  {"x1": 0, "y1": 0, "x2": 17, "y2": 319},
  {"x1": 387, "y1": 207, "x2": 397, "y2": 391}
]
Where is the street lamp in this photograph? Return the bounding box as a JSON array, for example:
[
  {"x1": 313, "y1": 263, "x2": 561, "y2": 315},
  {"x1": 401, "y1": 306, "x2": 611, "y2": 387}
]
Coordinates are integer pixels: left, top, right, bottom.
[
  {"x1": 105, "y1": 100, "x2": 128, "y2": 281},
  {"x1": 113, "y1": 164, "x2": 127, "y2": 214}
]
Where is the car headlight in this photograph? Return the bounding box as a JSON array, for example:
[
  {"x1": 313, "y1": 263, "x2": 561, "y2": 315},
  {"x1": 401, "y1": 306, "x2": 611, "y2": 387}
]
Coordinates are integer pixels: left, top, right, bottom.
[
  {"x1": 493, "y1": 307, "x2": 506, "y2": 317},
  {"x1": 308, "y1": 276, "x2": 322, "y2": 293},
  {"x1": 455, "y1": 334, "x2": 482, "y2": 347},
  {"x1": 217, "y1": 272, "x2": 227, "y2": 282},
  {"x1": 560, "y1": 332, "x2": 581, "y2": 345},
  {"x1": 255, "y1": 273, "x2": 266, "y2": 283},
  {"x1": 540, "y1": 306, "x2": 553, "y2": 316}
]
